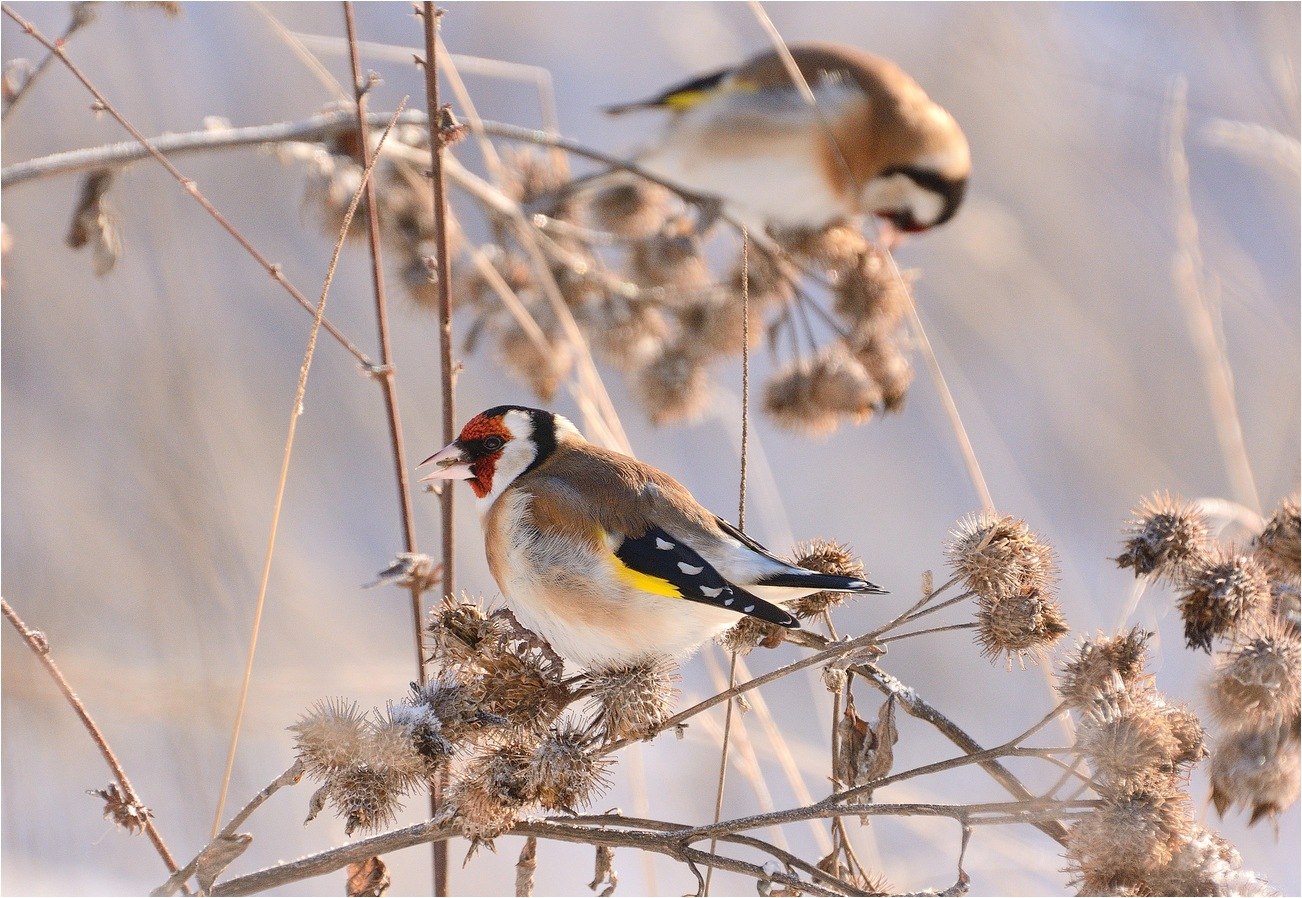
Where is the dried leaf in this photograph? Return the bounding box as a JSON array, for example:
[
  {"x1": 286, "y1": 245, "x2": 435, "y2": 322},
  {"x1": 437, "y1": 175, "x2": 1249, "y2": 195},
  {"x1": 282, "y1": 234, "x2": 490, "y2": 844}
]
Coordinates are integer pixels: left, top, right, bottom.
[
  {"x1": 835, "y1": 694, "x2": 897, "y2": 794},
  {"x1": 195, "y1": 832, "x2": 252, "y2": 894},
  {"x1": 515, "y1": 836, "x2": 537, "y2": 897},
  {"x1": 365, "y1": 553, "x2": 441, "y2": 593},
  {"x1": 589, "y1": 844, "x2": 617, "y2": 896},
  {"x1": 304, "y1": 783, "x2": 330, "y2": 825},
  {"x1": 347, "y1": 856, "x2": 390, "y2": 897},
  {"x1": 863, "y1": 696, "x2": 898, "y2": 783},
  {"x1": 88, "y1": 783, "x2": 151, "y2": 834},
  {"x1": 66, "y1": 169, "x2": 121, "y2": 276}
]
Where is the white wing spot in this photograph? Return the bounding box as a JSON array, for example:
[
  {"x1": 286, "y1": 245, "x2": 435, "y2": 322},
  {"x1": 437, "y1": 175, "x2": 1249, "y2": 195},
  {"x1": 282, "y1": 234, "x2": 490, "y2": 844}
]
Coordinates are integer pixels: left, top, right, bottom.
[
  {"x1": 655, "y1": 538, "x2": 675, "y2": 550},
  {"x1": 724, "y1": 597, "x2": 735, "y2": 606},
  {"x1": 700, "y1": 586, "x2": 723, "y2": 598},
  {"x1": 678, "y1": 562, "x2": 704, "y2": 575},
  {"x1": 848, "y1": 580, "x2": 868, "y2": 588},
  {"x1": 744, "y1": 605, "x2": 756, "y2": 613}
]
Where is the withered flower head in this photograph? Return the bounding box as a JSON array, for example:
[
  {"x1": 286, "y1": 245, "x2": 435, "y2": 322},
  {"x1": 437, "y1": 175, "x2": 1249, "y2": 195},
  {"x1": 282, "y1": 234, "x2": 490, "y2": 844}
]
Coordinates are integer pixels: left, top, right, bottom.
[
  {"x1": 729, "y1": 244, "x2": 792, "y2": 307},
  {"x1": 1065, "y1": 786, "x2": 1191, "y2": 893},
  {"x1": 832, "y1": 246, "x2": 910, "y2": 330},
  {"x1": 764, "y1": 346, "x2": 881, "y2": 436},
  {"x1": 446, "y1": 742, "x2": 536, "y2": 843},
  {"x1": 1147, "y1": 826, "x2": 1278, "y2": 897},
  {"x1": 636, "y1": 344, "x2": 711, "y2": 425},
  {"x1": 497, "y1": 316, "x2": 574, "y2": 402},
  {"x1": 763, "y1": 358, "x2": 839, "y2": 437},
  {"x1": 526, "y1": 719, "x2": 613, "y2": 811},
  {"x1": 589, "y1": 298, "x2": 668, "y2": 371},
  {"x1": 585, "y1": 657, "x2": 679, "y2": 741},
  {"x1": 326, "y1": 764, "x2": 407, "y2": 837},
  {"x1": 775, "y1": 223, "x2": 870, "y2": 268},
  {"x1": 454, "y1": 246, "x2": 533, "y2": 312},
  {"x1": 1178, "y1": 547, "x2": 1271, "y2": 652},
  {"x1": 470, "y1": 639, "x2": 570, "y2": 735},
  {"x1": 586, "y1": 178, "x2": 670, "y2": 239},
  {"x1": 1209, "y1": 721, "x2": 1301, "y2": 828},
  {"x1": 1208, "y1": 612, "x2": 1301, "y2": 731},
  {"x1": 629, "y1": 218, "x2": 710, "y2": 291},
  {"x1": 89, "y1": 784, "x2": 152, "y2": 835},
  {"x1": 1076, "y1": 688, "x2": 1182, "y2": 788},
  {"x1": 391, "y1": 675, "x2": 500, "y2": 762},
  {"x1": 501, "y1": 149, "x2": 568, "y2": 208},
  {"x1": 675, "y1": 291, "x2": 763, "y2": 361},
  {"x1": 1256, "y1": 493, "x2": 1300, "y2": 582},
  {"x1": 853, "y1": 332, "x2": 913, "y2": 413},
  {"x1": 975, "y1": 588, "x2": 1069, "y2": 667},
  {"x1": 428, "y1": 597, "x2": 508, "y2": 667},
  {"x1": 786, "y1": 539, "x2": 867, "y2": 619},
  {"x1": 717, "y1": 615, "x2": 786, "y2": 655},
  {"x1": 946, "y1": 513, "x2": 1057, "y2": 603},
  {"x1": 1162, "y1": 702, "x2": 1208, "y2": 768},
  {"x1": 290, "y1": 698, "x2": 369, "y2": 780},
  {"x1": 1115, "y1": 492, "x2": 1210, "y2": 582},
  {"x1": 1057, "y1": 628, "x2": 1153, "y2": 710}
]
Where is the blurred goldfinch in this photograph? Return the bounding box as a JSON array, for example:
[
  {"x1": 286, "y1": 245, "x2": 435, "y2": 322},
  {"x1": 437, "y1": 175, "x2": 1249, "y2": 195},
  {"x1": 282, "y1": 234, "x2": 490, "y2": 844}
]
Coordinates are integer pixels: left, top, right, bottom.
[
  {"x1": 421, "y1": 406, "x2": 884, "y2": 668},
  {"x1": 608, "y1": 42, "x2": 970, "y2": 234}
]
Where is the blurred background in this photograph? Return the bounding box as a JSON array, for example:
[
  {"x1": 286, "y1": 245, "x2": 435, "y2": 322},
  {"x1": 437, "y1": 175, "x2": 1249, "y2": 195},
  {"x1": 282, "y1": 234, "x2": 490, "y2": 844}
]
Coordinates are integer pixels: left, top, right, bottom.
[{"x1": 2, "y1": 2, "x2": 1298, "y2": 895}]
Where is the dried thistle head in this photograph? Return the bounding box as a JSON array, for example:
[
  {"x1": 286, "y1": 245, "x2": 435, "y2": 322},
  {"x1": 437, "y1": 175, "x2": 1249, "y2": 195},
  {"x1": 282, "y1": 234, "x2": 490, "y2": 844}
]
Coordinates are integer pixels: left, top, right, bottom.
[
  {"x1": 775, "y1": 223, "x2": 870, "y2": 268},
  {"x1": 428, "y1": 598, "x2": 508, "y2": 668},
  {"x1": 975, "y1": 588, "x2": 1069, "y2": 667},
  {"x1": 764, "y1": 346, "x2": 881, "y2": 436},
  {"x1": 675, "y1": 291, "x2": 763, "y2": 361},
  {"x1": 588, "y1": 298, "x2": 668, "y2": 371},
  {"x1": 717, "y1": 615, "x2": 786, "y2": 655},
  {"x1": 471, "y1": 640, "x2": 570, "y2": 735},
  {"x1": 629, "y1": 218, "x2": 709, "y2": 291},
  {"x1": 1058, "y1": 628, "x2": 1153, "y2": 710},
  {"x1": 1147, "y1": 826, "x2": 1277, "y2": 897},
  {"x1": 584, "y1": 657, "x2": 678, "y2": 741},
  {"x1": 391, "y1": 675, "x2": 501, "y2": 762},
  {"x1": 786, "y1": 539, "x2": 867, "y2": 618},
  {"x1": 729, "y1": 244, "x2": 792, "y2": 307},
  {"x1": 1065, "y1": 786, "x2": 1191, "y2": 893},
  {"x1": 1115, "y1": 492, "x2": 1210, "y2": 582},
  {"x1": 586, "y1": 178, "x2": 670, "y2": 239},
  {"x1": 322, "y1": 763, "x2": 407, "y2": 836},
  {"x1": 1178, "y1": 547, "x2": 1271, "y2": 652},
  {"x1": 1209, "y1": 722, "x2": 1301, "y2": 828},
  {"x1": 454, "y1": 246, "x2": 533, "y2": 311},
  {"x1": 89, "y1": 784, "x2": 151, "y2": 834},
  {"x1": 290, "y1": 698, "x2": 369, "y2": 780},
  {"x1": 946, "y1": 512, "x2": 1057, "y2": 603},
  {"x1": 832, "y1": 246, "x2": 910, "y2": 330},
  {"x1": 1162, "y1": 702, "x2": 1208, "y2": 768},
  {"x1": 497, "y1": 315, "x2": 574, "y2": 402},
  {"x1": 1207, "y1": 612, "x2": 1301, "y2": 731},
  {"x1": 445, "y1": 742, "x2": 536, "y2": 842},
  {"x1": 853, "y1": 332, "x2": 913, "y2": 413},
  {"x1": 1256, "y1": 493, "x2": 1300, "y2": 582},
  {"x1": 501, "y1": 148, "x2": 568, "y2": 208},
  {"x1": 636, "y1": 344, "x2": 711, "y2": 425},
  {"x1": 763, "y1": 358, "x2": 839, "y2": 437},
  {"x1": 527, "y1": 720, "x2": 613, "y2": 811},
  {"x1": 1076, "y1": 688, "x2": 1182, "y2": 788}
]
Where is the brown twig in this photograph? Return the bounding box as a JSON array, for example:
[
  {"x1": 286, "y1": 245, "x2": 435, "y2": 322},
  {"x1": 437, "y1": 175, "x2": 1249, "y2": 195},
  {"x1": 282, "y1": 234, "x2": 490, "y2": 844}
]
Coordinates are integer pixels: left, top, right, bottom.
[
  {"x1": 419, "y1": 8, "x2": 455, "y2": 893},
  {"x1": 1, "y1": 598, "x2": 188, "y2": 891},
  {"x1": 209, "y1": 99, "x2": 409, "y2": 839},
  {"x1": 0, "y1": 4, "x2": 376, "y2": 369},
  {"x1": 1, "y1": 1, "x2": 94, "y2": 122}
]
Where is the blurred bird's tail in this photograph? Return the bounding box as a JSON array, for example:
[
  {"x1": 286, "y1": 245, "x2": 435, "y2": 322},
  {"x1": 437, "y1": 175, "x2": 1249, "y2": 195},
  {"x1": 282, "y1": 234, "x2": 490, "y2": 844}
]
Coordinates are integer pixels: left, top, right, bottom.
[{"x1": 757, "y1": 571, "x2": 888, "y2": 595}]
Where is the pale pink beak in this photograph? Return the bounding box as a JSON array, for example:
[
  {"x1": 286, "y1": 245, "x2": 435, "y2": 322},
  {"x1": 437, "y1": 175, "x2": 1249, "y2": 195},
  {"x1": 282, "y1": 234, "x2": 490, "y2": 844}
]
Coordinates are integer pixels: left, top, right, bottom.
[{"x1": 418, "y1": 442, "x2": 475, "y2": 483}]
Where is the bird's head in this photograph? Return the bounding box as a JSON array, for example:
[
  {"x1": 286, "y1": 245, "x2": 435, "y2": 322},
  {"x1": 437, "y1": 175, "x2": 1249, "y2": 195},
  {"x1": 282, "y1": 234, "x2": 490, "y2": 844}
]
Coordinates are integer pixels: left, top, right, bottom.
[{"x1": 419, "y1": 406, "x2": 578, "y2": 500}]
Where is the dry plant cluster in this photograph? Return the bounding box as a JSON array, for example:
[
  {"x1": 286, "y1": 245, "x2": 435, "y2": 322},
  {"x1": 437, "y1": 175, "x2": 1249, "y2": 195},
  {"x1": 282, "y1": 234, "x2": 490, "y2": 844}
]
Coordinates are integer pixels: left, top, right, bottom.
[{"x1": 1, "y1": 3, "x2": 1297, "y2": 898}]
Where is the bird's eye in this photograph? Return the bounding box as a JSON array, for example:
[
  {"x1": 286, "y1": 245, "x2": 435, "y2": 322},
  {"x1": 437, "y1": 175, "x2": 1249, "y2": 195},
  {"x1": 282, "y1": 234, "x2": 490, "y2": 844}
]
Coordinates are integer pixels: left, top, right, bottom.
[{"x1": 483, "y1": 436, "x2": 504, "y2": 451}]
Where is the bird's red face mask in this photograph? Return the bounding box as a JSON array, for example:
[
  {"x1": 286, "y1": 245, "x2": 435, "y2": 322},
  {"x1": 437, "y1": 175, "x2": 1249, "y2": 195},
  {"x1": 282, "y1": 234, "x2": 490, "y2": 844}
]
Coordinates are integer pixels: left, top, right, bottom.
[{"x1": 418, "y1": 414, "x2": 511, "y2": 499}]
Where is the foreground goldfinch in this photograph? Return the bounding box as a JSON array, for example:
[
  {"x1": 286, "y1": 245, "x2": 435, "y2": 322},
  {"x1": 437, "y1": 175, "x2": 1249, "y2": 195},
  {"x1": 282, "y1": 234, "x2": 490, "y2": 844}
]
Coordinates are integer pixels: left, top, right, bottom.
[
  {"x1": 420, "y1": 406, "x2": 884, "y2": 668},
  {"x1": 608, "y1": 41, "x2": 970, "y2": 234}
]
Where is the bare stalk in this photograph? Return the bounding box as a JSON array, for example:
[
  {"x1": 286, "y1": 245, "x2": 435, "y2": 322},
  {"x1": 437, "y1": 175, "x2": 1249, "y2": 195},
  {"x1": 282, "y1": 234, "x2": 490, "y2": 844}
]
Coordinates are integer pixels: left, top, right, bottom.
[
  {"x1": 0, "y1": 5, "x2": 376, "y2": 368},
  {"x1": 1, "y1": 598, "x2": 187, "y2": 890}
]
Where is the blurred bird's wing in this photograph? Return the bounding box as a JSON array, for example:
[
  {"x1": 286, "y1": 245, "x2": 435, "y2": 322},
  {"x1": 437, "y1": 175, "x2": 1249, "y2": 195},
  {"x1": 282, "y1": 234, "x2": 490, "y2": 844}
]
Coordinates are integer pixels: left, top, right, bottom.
[{"x1": 604, "y1": 66, "x2": 733, "y2": 114}]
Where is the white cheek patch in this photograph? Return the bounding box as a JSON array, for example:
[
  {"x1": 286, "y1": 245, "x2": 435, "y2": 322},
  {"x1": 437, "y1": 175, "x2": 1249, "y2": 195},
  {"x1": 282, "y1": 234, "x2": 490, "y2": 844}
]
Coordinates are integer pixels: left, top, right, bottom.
[{"x1": 861, "y1": 174, "x2": 946, "y2": 228}]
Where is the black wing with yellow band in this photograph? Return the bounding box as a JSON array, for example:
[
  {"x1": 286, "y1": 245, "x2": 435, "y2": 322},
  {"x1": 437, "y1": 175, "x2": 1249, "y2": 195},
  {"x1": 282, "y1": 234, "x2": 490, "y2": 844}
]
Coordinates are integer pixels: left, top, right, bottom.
[
  {"x1": 604, "y1": 67, "x2": 732, "y2": 115},
  {"x1": 612, "y1": 526, "x2": 799, "y2": 629}
]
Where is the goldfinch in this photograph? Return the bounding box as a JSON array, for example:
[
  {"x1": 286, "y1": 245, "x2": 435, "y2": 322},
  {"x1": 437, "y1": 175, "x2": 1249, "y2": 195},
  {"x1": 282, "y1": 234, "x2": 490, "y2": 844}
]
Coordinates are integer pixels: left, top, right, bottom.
[
  {"x1": 420, "y1": 405, "x2": 884, "y2": 668},
  {"x1": 607, "y1": 41, "x2": 970, "y2": 234}
]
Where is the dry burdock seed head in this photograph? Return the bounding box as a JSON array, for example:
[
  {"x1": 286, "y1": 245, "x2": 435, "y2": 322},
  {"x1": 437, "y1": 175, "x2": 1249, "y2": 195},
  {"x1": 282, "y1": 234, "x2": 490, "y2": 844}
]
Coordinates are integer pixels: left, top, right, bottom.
[
  {"x1": 585, "y1": 657, "x2": 678, "y2": 741},
  {"x1": 717, "y1": 614, "x2": 786, "y2": 655},
  {"x1": 1255, "y1": 493, "x2": 1300, "y2": 582},
  {"x1": 445, "y1": 742, "x2": 537, "y2": 843},
  {"x1": 637, "y1": 344, "x2": 711, "y2": 425},
  {"x1": 764, "y1": 357, "x2": 839, "y2": 437},
  {"x1": 853, "y1": 332, "x2": 913, "y2": 413},
  {"x1": 1207, "y1": 611, "x2": 1301, "y2": 731},
  {"x1": 1115, "y1": 492, "x2": 1210, "y2": 582},
  {"x1": 975, "y1": 587, "x2": 1069, "y2": 667},
  {"x1": 629, "y1": 219, "x2": 710, "y2": 291},
  {"x1": 787, "y1": 539, "x2": 867, "y2": 618},
  {"x1": 1178, "y1": 547, "x2": 1271, "y2": 652},
  {"x1": 497, "y1": 316, "x2": 574, "y2": 402},
  {"x1": 586, "y1": 178, "x2": 670, "y2": 240},
  {"x1": 471, "y1": 642, "x2": 570, "y2": 735},
  {"x1": 946, "y1": 512, "x2": 1057, "y2": 603},
  {"x1": 290, "y1": 698, "x2": 369, "y2": 780},
  {"x1": 390, "y1": 675, "x2": 500, "y2": 763},
  {"x1": 764, "y1": 346, "x2": 881, "y2": 437},
  {"x1": 90, "y1": 783, "x2": 152, "y2": 834},
  {"x1": 1146, "y1": 825, "x2": 1277, "y2": 897},
  {"x1": 1057, "y1": 628, "x2": 1153, "y2": 710},
  {"x1": 1076, "y1": 688, "x2": 1183, "y2": 788},
  {"x1": 675, "y1": 292, "x2": 763, "y2": 361},
  {"x1": 1209, "y1": 721, "x2": 1301, "y2": 828},
  {"x1": 428, "y1": 598, "x2": 508, "y2": 668},
  {"x1": 526, "y1": 719, "x2": 613, "y2": 811},
  {"x1": 1065, "y1": 786, "x2": 1192, "y2": 893},
  {"x1": 501, "y1": 148, "x2": 569, "y2": 209},
  {"x1": 833, "y1": 247, "x2": 912, "y2": 331},
  {"x1": 588, "y1": 298, "x2": 669, "y2": 371}
]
